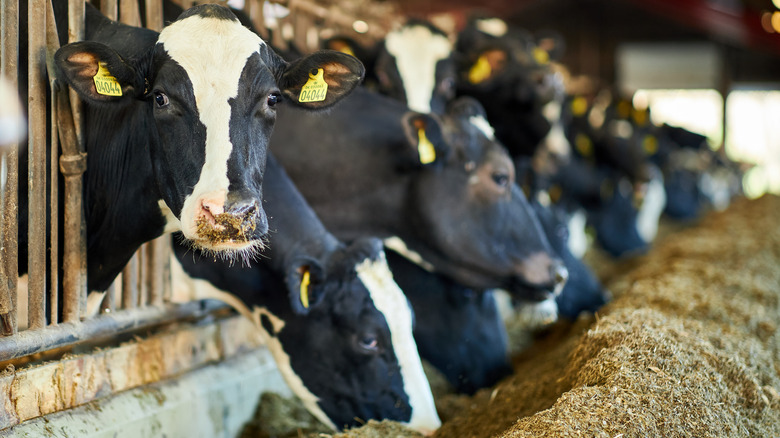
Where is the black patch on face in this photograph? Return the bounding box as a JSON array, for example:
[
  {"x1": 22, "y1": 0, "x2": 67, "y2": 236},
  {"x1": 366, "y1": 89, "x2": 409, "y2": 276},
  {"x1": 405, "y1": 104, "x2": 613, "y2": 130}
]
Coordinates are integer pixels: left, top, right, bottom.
[
  {"x1": 386, "y1": 249, "x2": 511, "y2": 394},
  {"x1": 260, "y1": 313, "x2": 276, "y2": 337},
  {"x1": 176, "y1": 4, "x2": 238, "y2": 22},
  {"x1": 148, "y1": 49, "x2": 206, "y2": 217},
  {"x1": 278, "y1": 289, "x2": 412, "y2": 429}
]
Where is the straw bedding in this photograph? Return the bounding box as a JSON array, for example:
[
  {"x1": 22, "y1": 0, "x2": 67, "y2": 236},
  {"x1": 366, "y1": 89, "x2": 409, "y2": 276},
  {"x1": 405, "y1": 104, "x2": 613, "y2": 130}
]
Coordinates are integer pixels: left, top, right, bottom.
[{"x1": 243, "y1": 195, "x2": 780, "y2": 438}]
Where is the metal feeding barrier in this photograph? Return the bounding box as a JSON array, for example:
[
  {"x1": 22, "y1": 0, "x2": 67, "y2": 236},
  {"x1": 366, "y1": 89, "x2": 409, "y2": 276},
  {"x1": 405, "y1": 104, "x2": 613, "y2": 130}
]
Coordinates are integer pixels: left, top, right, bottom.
[{"x1": 0, "y1": 0, "x2": 390, "y2": 365}]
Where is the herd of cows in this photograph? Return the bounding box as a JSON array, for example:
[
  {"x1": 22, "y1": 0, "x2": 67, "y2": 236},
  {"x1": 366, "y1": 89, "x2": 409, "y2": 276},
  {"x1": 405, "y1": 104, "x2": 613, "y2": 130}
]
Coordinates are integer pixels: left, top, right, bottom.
[{"x1": 5, "y1": 1, "x2": 744, "y2": 434}]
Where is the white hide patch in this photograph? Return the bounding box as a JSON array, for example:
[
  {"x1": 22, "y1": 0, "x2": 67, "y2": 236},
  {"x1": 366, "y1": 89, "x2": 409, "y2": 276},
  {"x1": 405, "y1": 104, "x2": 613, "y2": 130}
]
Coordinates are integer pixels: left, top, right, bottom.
[
  {"x1": 168, "y1": 252, "x2": 335, "y2": 429},
  {"x1": 158, "y1": 200, "x2": 182, "y2": 235},
  {"x1": 356, "y1": 254, "x2": 441, "y2": 434},
  {"x1": 566, "y1": 208, "x2": 590, "y2": 259},
  {"x1": 384, "y1": 25, "x2": 452, "y2": 114},
  {"x1": 469, "y1": 115, "x2": 495, "y2": 141},
  {"x1": 541, "y1": 100, "x2": 571, "y2": 158},
  {"x1": 475, "y1": 18, "x2": 508, "y2": 37},
  {"x1": 636, "y1": 172, "x2": 667, "y2": 243},
  {"x1": 515, "y1": 296, "x2": 559, "y2": 329},
  {"x1": 383, "y1": 236, "x2": 436, "y2": 272},
  {"x1": 157, "y1": 14, "x2": 265, "y2": 242}
]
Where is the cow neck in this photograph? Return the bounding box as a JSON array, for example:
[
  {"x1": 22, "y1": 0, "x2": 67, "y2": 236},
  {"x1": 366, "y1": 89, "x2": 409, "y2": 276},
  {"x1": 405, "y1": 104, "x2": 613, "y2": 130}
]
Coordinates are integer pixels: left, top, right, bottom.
[
  {"x1": 83, "y1": 100, "x2": 166, "y2": 292},
  {"x1": 262, "y1": 155, "x2": 342, "y2": 270}
]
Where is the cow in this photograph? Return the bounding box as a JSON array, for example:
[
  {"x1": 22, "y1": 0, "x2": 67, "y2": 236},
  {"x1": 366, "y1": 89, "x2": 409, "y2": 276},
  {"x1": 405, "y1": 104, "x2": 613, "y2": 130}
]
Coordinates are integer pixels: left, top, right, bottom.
[
  {"x1": 171, "y1": 156, "x2": 440, "y2": 433},
  {"x1": 384, "y1": 248, "x2": 511, "y2": 395},
  {"x1": 270, "y1": 88, "x2": 568, "y2": 303},
  {"x1": 17, "y1": 3, "x2": 364, "y2": 292},
  {"x1": 454, "y1": 18, "x2": 561, "y2": 160}
]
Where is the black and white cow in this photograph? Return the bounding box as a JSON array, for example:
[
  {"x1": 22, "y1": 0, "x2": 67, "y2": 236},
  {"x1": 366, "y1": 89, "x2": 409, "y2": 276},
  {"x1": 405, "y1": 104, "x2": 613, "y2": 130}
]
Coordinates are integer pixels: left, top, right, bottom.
[
  {"x1": 19, "y1": 3, "x2": 363, "y2": 292},
  {"x1": 172, "y1": 156, "x2": 440, "y2": 433},
  {"x1": 271, "y1": 88, "x2": 568, "y2": 303},
  {"x1": 372, "y1": 20, "x2": 456, "y2": 114},
  {"x1": 384, "y1": 248, "x2": 511, "y2": 395}
]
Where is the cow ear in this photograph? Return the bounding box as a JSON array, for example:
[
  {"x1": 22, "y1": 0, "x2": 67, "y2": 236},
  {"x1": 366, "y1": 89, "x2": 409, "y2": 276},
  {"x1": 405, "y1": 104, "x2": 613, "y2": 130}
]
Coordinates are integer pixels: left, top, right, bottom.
[
  {"x1": 286, "y1": 258, "x2": 326, "y2": 315},
  {"x1": 465, "y1": 48, "x2": 508, "y2": 85},
  {"x1": 280, "y1": 50, "x2": 365, "y2": 110},
  {"x1": 400, "y1": 112, "x2": 448, "y2": 167},
  {"x1": 447, "y1": 96, "x2": 488, "y2": 121},
  {"x1": 54, "y1": 41, "x2": 145, "y2": 103}
]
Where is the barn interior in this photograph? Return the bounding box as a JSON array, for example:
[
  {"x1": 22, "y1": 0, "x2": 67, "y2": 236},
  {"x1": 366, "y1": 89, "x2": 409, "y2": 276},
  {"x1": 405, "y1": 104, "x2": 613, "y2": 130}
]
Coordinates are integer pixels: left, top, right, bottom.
[{"x1": 1, "y1": 0, "x2": 779, "y2": 437}]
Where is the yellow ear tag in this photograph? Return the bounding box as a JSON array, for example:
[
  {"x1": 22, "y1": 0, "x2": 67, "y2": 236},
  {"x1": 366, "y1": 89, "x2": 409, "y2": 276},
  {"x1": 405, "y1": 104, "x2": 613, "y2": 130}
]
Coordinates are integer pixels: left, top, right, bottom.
[
  {"x1": 417, "y1": 127, "x2": 436, "y2": 164},
  {"x1": 643, "y1": 135, "x2": 658, "y2": 155},
  {"x1": 468, "y1": 55, "x2": 492, "y2": 84},
  {"x1": 533, "y1": 47, "x2": 550, "y2": 65},
  {"x1": 299, "y1": 68, "x2": 328, "y2": 103},
  {"x1": 632, "y1": 108, "x2": 648, "y2": 126},
  {"x1": 93, "y1": 62, "x2": 122, "y2": 97},
  {"x1": 300, "y1": 268, "x2": 311, "y2": 308},
  {"x1": 571, "y1": 96, "x2": 588, "y2": 117},
  {"x1": 339, "y1": 46, "x2": 356, "y2": 57},
  {"x1": 575, "y1": 133, "x2": 594, "y2": 157}
]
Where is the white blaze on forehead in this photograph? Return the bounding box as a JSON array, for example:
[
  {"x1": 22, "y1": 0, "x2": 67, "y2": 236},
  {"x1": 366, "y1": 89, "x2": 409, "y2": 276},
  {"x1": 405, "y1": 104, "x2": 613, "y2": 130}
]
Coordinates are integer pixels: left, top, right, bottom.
[
  {"x1": 637, "y1": 172, "x2": 667, "y2": 243},
  {"x1": 541, "y1": 100, "x2": 571, "y2": 157},
  {"x1": 383, "y1": 236, "x2": 435, "y2": 272},
  {"x1": 157, "y1": 14, "x2": 266, "y2": 236},
  {"x1": 385, "y1": 25, "x2": 452, "y2": 114},
  {"x1": 356, "y1": 254, "x2": 441, "y2": 434},
  {"x1": 469, "y1": 115, "x2": 495, "y2": 140},
  {"x1": 566, "y1": 208, "x2": 590, "y2": 259}
]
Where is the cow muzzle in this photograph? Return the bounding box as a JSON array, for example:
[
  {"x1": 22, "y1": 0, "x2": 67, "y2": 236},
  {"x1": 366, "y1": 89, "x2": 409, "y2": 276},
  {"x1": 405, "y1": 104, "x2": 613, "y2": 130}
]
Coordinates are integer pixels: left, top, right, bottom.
[
  {"x1": 510, "y1": 253, "x2": 569, "y2": 301},
  {"x1": 191, "y1": 191, "x2": 267, "y2": 249}
]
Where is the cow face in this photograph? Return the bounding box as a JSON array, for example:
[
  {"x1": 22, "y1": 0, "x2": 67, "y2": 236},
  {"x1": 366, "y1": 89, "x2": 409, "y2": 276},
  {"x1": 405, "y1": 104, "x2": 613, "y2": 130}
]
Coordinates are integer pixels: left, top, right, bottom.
[
  {"x1": 376, "y1": 20, "x2": 456, "y2": 114},
  {"x1": 54, "y1": 4, "x2": 364, "y2": 258},
  {"x1": 402, "y1": 98, "x2": 568, "y2": 302},
  {"x1": 455, "y1": 26, "x2": 561, "y2": 158},
  {"x1": 255, "y1": 239, "x2": 440, "y2": 433},
  {"x1": 385, "y1": 249, "x2": 511, "y2": 395}
]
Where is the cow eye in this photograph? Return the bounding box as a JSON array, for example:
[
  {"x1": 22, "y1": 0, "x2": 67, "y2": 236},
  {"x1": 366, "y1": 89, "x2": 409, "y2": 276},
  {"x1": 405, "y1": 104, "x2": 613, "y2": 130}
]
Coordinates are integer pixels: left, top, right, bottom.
[
  {"x1": 267, "y1": 93, "x2": 281, "y2": 108},
  {"x1": 356, "y1": 333, "x2": 379, "y2": 353},
  {"x1": 154, "y1": 91, "x2": 169, "y2": 108},
  {"x1": 492, "y1": 173, "x2": 509, "y2": 188}
]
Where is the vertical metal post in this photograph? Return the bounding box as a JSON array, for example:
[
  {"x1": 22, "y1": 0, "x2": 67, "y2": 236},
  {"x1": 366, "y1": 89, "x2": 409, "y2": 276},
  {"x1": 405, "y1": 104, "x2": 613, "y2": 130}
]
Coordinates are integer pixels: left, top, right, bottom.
[
  {"x1": 145, "y1": 0, "x2": 163, "y2": 32},
  {"x1": 101, "y1": 0, "x2": 119, "y2": 21},
  {"x1": 119, "y1": 0, "x2": 142, "y2": 28},
  {"x1": 122, "y1": 254, "x2": 139, "y2": 310},
  {"x1": 0, "y1": 0, "x2": 20, "y2": 335},
  {"x1": 27, "y1": 0, "x2": 48, "y2": 330},
  {"x1": 46, "y1": 0, "x2": 61, "y2": 325},
  {"x1": 59, "y1": 0, "x2": 87, "y2": 323}
]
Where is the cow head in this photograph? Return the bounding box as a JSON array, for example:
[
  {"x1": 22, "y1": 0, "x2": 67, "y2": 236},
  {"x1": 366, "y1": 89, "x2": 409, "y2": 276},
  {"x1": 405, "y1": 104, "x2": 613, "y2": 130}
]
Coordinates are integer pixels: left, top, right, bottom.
[
  {"x1": 455, "y1": 24, "x2": 561, "y2": 157},
  {"x1": 375, "y1": 20, "x2": 456, "y2": 114},
  {"x1": 254, "y1": 238, "x2": 440, "y2": 433},
  {"x1": 385, "y1": 249, "x2": 511, "y2": 395},
  {"x1": 54, "y1": 4, "x2": 364, "y2": 258},
  {"x1": 397, "y1": 97, "x2": 568, "y2": 302}
]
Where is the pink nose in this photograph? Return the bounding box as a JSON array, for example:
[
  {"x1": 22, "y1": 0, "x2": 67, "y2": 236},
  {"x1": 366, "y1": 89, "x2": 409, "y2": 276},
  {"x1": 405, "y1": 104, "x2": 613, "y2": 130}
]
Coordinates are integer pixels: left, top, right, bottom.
[{"x1": 197, "y1": 195, "x2": 226, "y2": 229}]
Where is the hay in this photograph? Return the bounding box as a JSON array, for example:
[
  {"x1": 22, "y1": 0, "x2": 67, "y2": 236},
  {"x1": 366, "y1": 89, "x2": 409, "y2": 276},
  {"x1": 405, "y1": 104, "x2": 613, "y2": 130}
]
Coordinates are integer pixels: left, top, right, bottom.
[{"x1": 241, "y1": 195, "x2": 780, "y2": 438}]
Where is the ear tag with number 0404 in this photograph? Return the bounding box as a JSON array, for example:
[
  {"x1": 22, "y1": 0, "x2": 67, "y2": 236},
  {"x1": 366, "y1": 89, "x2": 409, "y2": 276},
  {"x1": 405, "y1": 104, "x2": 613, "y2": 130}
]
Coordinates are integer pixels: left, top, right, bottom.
[
  {"x1": 93, "y1": 62, "x2": 122, "y2": 97},
  {"x1": 299, "y1": 68, "x2": 328, "y2": 103}
]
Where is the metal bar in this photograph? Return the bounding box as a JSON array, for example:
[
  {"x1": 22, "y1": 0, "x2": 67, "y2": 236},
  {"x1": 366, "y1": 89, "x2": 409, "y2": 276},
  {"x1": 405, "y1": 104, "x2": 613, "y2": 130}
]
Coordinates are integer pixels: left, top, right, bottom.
[
  {"x1": 0, "y1": 301, "x2": 228, "y2": 362},
  {"x1": 0, "y1": 0, "x2": 20, "y2": 336},
  {"x1": 121, "y1": 254, "x2": 139, "y2": 309},
  {"x1": 27, "y1": 0, "x2": 48, "y2": 330},
  {"x1": 137, "y1": 243, "x2": 147, "y2": 307},
  {"x1": 146, "y1": 237, "x2": 168, "y2": 307},
  {"x1": 101, "y1": 0, "x2": 119, "y2": 21},
  {"x1": 145, "y1": 0, "x2": 163, "y2": 32},
  {"x1": 57, "y1": 84, "x2": 87, "y2": 323},
  {"x1": 246, "y1": 0, "x2": 270, "y2": 41},
  {"x1": 119, "y1": 0, "x2": 142, "y2": 27},
  {"x1": 46, "y1": 0, "x2": 61, "y2": 326},
  {"x1": 68, "y1": 0, "x2": 87, "y2": 320}
]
